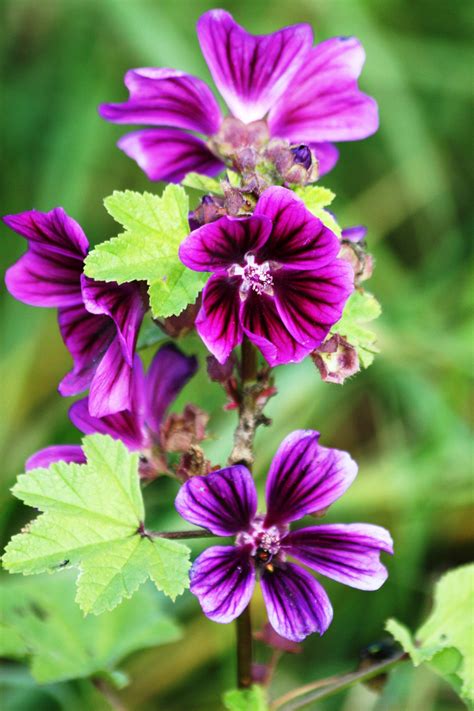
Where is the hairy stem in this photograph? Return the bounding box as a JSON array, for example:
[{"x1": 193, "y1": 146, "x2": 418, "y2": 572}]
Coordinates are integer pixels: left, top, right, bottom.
[
  {"x1": 232, "y1": 338, "x2": 260, "y2": 688},
  {"x1": 236, "y1": 604, "x2": 253, "y2": 688},
  {"x1": 229, "y1": 337, "x2": 264, "y2": 468},
  {"x1": 270, "y1": 651, "x2": 406, "y2": 710}
]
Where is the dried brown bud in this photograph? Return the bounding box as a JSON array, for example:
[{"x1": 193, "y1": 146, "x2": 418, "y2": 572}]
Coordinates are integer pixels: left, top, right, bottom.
[
  {"x1": 156, "y1": 298, "x2": 201, "y2": 338},
  {"x1": 161, "y1": 404, "x2": 209, "y2": 453},
  {"x1": 311, "y1": 334, "x2": 360, "y2": 384}
]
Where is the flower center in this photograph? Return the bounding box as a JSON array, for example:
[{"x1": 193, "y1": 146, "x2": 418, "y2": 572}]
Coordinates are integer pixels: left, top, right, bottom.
[
  {"x1": 236, "y1": 516, "x2": 282, "y2": 566},
  {"x1": 228, "y1": 254, "x2": 274, "y2": 298}
]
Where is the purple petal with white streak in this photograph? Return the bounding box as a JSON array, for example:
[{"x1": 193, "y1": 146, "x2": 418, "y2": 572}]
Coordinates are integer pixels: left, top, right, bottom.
[
  {"x1": 99, "y1": 68, "x2": 222, "y2": 135},
  {"x1": 342, "y1": 225, "x2": 367, "y2": 243},
  {"x1": 175, "y1": 465, "x2": 257, "y2": 536},
  {"x1": 261, "y1": 562, "x2": 333, "y2": 641},
  {"x1": 265, "y1": 430, "x2": 358, "y2": 526},
  {"x1": 189, "y1": 545, "x2": 255, "y2": 623},
  {"x1": 26, "y1": 445, "x2": 86, "y2": 471},
  {"x1": 179, "y1": 215, "x2": 272, "y2": 273},
  {"x1": 254, "y1": 187, "x2": 341, "y2": 270},
  {"x1": 197, "y1": 10, "x2": 312, "y2": 123},
  {"x1": 118, "y1": 129, "x2": 224, "y2": 183},
  {"x1": 269, "y1": 37, "x2": 378, "y2": 143},
  {"x1": 145, "y1": 343, "x2": 198, "y2": 436},
  {"x1": 195, "y1": 275, "x2": 243, "y2": 363},
  {"x1": 282, "y1": 524, "x2": 393, "y2": 591}
]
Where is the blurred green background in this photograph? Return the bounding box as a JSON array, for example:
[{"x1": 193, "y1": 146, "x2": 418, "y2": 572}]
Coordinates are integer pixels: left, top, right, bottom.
[{"x1": 1, "y1": 0, "x2": 472, "y2": 709}]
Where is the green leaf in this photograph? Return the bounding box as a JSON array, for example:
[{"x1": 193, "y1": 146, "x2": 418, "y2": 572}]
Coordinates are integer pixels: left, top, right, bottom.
[
  {"x1": 332, "y1": 290, "x2": 382, "y2": 368},
  {"x1": 137, "y1": 311, "x2": 169, "y2": 350},
  {"x1": 181, "y1": 172, "x2": 224, "y2": 195},
  {"x1": 386, "y1": 564, "x2": 474, "y2": 707},
  {"x1": 223, "y1": 685, "x2": 268, "y2": 711},
  {"x1": 294, "y1": 185, "x2": 341, "y2": 238},
  {"x1": 0, "y1": 573, "x2": 181, "y2": 685},
  {"x1": 84, "y1": 184, "x2": 207, "y2": 317},
  {"x1": 2, "y1": 434, "x2": 191, "y2": 614}
]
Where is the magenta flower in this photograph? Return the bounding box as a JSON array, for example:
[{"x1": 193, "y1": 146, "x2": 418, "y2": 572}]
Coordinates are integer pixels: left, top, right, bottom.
[
  {"x1": 175, "y1": 430, "x2": 393, "y2": 642},
  {"x1": 99, "y1": 9, "x2": 378, "y2": 182},
  {"x1": 3, "y1": 208, "x2": 146, "y2": 417},
  {"x1": 179, "y1": 186, "x2": 353, "y2": 365},
  {"x1": 26, "y1": 344, "x2": 197, "y2": 475}
]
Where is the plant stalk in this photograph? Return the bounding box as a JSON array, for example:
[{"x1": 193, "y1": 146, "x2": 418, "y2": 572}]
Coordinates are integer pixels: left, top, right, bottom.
[
  {"x1": 270, "y1": 651, "x2": 406, "y2": 710},
  {"x1": 236, "y1": 604, "x2": 253, "y2": 688},
  {"x1": 149, "y1": 529, "x2": 216, "y2": 540}
]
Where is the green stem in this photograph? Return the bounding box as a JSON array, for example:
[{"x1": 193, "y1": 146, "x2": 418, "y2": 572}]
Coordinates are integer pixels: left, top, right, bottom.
[
  {"x1": 236, "y1": 603, "x2": 253, "y2": 689},
  {"x1": 270, "y1": 651, "x2": 406, "y2": 710}
]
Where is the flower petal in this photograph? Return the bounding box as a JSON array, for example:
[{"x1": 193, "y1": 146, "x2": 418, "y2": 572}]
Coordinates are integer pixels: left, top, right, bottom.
[
  {"x1": 265, "y1": 430, "x2": 357, "y2": 526},
  {"x1": 99, "y1": 68, "x2": 222, "y2": 134},
  {"x1": 195, "y1": 275, "x2": 243, "y2": 364},
  {"x1": 179, "y1": 215, "x2": 272, "y2": 273},
  {"x1": 175, "y1": 465, "x2": 257, "y2": 536},
  {"x1": 282, "y1": 524, "x2": 393, "y2": 591},
  {"x1": 80, "y1": 276, "x2": 146, "y2": 367},
  {"x1": 3, "y1": 208, "x2": 87, "y2": 307},
  {"x1": 145, "y1": 343, "x2": 198, "y2": 436},
  {"x1": 261, "y1": 562, "x2": 333, "y2": 641},
  {"x1": 240, "y1": 292, "x2": 310, "y2": 366},
  {"x1": 88, "y1": 336, "x2": 135, "y2": 417},
  {"x1": 189, "y1": 545, "x2": 255, "y2": 623},
  {"x1": 273, "y1": 261, "x2": 354, "y2": 349},
  {"x1": 58, "y1": 303, "x2": 114, "y2": 397},
  {"x1": 311, "y1": 142, "x2": 340, "y2": 176},
  {"x1": 269, "y1": 37, "x2": 378, "y2": 142},
  {"x1": 197, "y1": 10, "x2": 313, "y2": 124},
  {"x1": 118, "y1": 129, "x2": 224, "y2": 183},
  {"x1": 342, "y1": 225, "x2": 367, "y2": 243},
  {"x1": 254, "y1": 187, "x2": 341, "y2": 270},
  {"x1": 68, "y1": 356, "x2": 147, "y2": 449},
  {"x1": 25, "y1": 445, "x2": 86, "y2": 471}
]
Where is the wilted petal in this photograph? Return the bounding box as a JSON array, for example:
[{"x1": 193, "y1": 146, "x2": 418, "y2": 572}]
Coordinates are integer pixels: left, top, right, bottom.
[
  {"x1": 26, "y1": 445, "x2": 86, "y2": 471},
  {"x1": 241, "y1": 292, "x2": 310, "y2": 367},
  {"x1": 254, "y1": 187, "x2": 341, "y2": 270},
  {"x1": 269, "y1": 37, "x2": 378, "y2": 143},
  {"x1": 273, "y1": 262, "x2": 354, "y2": 349},
  {"x1": 175, "y1": 465, "x2": 257, "y2": 536},
  {"x1": 81, "y1": 276, "x2": 146, "y2": 367},
  {"x1": 190, "y1": 545, "x2": 255, "y2": 623},
  {"x1": 179, "y1": 215, "x2": 272, "y2": 273},
  {"x1": 118, "y1": 129, "x2": 224, "y2": 183},
  {"x1": 197, "y1": 10, "x2": 312, "y2": 124},
  {"x1": 99, "y1": 68, "x2": 222, "y2": 135},
  {"x1": 265, "y1": 430, "x2": 357, "y2": 526},
  {"x1": 282, "y1": 524, "x2": 393, "y2": 591},
  {"x1": 311, "y1": 142, "x2": 340, "y2": 176},
  {"x1": 58, "y1": 303, "x2": 114, "y2": 397},
  {"x1": 261, "y1": 563, "x2": 333, "y2": 641},
  {"x1": 196, "y1": 275, "x2": 243, "y2": 363},
  {"x1": 3, "y1": 208, "x2": 87, "y2": 307},
  {"x1": 145, "y1": 343, "x2": 198, "y2": 435}
]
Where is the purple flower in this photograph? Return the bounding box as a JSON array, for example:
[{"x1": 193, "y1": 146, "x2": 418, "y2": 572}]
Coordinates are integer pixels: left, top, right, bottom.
[
  {"x1": 3, "y1": 208, "x2": 146, "y2": 417},
  {"x1": 179, "y1": 186, "x2": 353, "y2": 365},
  {"x1": 99, "y1": 10, "x2": 378, "y2": 182},
  {"x1": 175, "y1": 430, "x2": 393, "y2": 642},
  {"x1": 26, "y1": 344, "x2": 198, "y2": 475}
]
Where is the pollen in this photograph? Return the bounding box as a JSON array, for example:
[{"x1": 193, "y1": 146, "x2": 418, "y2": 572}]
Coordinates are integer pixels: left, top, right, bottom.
[{"x1": 228, "y1": 253, "x2": 274, "y2": 297}]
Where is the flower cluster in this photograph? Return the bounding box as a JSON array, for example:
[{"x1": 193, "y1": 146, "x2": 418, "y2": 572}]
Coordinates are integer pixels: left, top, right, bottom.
[
  {"x1": 2, "y1": 8, "x2": 390, "y2": 654},
  {"x1": 176, "y1": 430, "x2": 392, "y2": 641}
]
